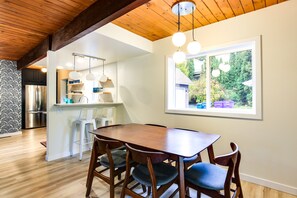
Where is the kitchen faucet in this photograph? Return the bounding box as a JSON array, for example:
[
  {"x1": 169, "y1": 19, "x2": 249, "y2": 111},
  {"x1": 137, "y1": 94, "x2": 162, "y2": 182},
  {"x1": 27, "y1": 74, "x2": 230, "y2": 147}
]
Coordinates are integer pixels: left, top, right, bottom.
[{"x1": 79, "y1": 95, "x2": 89, "y2": 103}]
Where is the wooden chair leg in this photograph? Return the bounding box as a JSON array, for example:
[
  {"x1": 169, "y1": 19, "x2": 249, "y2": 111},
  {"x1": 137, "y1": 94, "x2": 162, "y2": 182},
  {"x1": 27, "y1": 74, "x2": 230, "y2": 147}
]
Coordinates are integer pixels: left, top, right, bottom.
[
  {"x1": 186, "y1": 186, "x2": 190, "y2": 196},
  {"x1": 86, "y1": 170, "x2": 94, "y2": 197},
  {"x1": 197, "y1": 190, "x2": 201, "y2": 198},
  {"x1": 86, "y1": 142, "x2": 97, "y2": 196},
  {"x1": 147, "y1": 186, "x2": 152, "y2": 196},
  {"x1": 141, "y1": 185, "x2": 146, "y2": 193},
  {"x1": 110, "y1": 178, "x2": 114, "y2": 198}
]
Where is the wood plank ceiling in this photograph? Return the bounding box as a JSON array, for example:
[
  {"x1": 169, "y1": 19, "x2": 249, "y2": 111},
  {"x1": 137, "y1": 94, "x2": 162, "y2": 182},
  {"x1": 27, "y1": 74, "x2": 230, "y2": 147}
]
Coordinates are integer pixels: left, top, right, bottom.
[
  {"x1": 113, "y1": 0, "x2": 287, "y2": 41},
  {"x1": 0, "y1": 0, "x2": 286, "y2": 62}
]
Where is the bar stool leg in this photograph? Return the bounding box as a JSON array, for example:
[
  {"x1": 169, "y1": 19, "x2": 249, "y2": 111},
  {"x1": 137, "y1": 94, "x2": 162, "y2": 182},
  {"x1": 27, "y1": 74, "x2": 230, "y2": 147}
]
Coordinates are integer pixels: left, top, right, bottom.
[
  {"x1": 70, "y1": 122, "x2": 77, "y2": 156},
  {"x1": 92, "y1": 119, "x2": 97, "y2": 130},
  {"x1": 89, "y1": 120, "x2": 97, "y2": 150},
  {"x1": 79, "y1": 121, "x2": 85, "y2": 160}
]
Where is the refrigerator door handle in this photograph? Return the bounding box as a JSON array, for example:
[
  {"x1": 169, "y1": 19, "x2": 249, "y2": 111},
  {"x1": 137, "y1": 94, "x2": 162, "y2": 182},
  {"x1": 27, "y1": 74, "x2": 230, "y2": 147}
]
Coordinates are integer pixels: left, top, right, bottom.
[{"x1": 28, "y1": 111, "x2": 40, "y2": 114}]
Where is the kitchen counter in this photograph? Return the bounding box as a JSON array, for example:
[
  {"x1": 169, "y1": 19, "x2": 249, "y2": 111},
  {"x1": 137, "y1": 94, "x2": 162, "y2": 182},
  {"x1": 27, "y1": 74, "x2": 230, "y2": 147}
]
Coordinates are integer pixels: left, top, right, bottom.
[{"x1": 54, "y1": 102, "x2": 123, "y2": 107}]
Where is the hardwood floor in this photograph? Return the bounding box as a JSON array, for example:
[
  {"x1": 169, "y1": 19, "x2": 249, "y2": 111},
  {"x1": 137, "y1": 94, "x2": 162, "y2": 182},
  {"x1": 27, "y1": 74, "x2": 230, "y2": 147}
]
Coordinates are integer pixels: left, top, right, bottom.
[{"x1": 0, "y1": 128, "x2": 296, "y2": 198}]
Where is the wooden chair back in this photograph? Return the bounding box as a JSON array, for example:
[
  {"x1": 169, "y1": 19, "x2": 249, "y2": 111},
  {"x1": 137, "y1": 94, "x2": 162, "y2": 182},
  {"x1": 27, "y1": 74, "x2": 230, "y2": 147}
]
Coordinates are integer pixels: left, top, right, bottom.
[
  {"x1": 94, "y1": 136, "x2": 124, "y2": 155},
  {"x1": 125, "y1": 143, "x2": 168, "y2": 164},
  {"x1": 214, "y1": 142, "x2": 239, "y2": 196}
]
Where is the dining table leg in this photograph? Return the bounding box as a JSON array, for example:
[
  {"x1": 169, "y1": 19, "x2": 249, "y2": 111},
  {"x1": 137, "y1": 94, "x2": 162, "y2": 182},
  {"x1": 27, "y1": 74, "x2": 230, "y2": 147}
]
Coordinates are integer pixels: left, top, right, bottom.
[
  {"x1": 178, "y1": 156, "x2": 185, "y2": 198},
  {"x1": 207, "y1": 145, "x2": 215, "y2": 164}
]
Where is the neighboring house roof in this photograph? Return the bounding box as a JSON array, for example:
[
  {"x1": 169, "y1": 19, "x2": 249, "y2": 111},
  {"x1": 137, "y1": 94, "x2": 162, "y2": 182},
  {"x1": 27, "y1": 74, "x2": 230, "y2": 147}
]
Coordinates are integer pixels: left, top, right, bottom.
[{"x1": 176, "y1": 68, "x2": 192, "y2": 85}]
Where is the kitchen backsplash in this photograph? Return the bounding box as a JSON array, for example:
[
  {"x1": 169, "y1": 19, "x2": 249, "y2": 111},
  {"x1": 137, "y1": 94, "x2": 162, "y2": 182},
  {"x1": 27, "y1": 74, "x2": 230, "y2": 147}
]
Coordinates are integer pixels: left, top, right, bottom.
[{"x1": 0, "y1": 60, "x2": 21, "y2": 135}]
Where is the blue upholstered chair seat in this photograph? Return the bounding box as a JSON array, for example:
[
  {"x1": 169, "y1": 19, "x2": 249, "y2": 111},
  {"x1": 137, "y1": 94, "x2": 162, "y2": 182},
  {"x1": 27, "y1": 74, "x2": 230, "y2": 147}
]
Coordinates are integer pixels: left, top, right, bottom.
[
  {"x1": 99, "y1": 149, "x2": 126, "y2": 168},
  {"x1": 185, "y1": 162, "x2": 227, "y2": 191},
  {"x1": 132, "y1": 163, "x2": 178, "y2": 186},
  {"x1": 183, "y1": 155, "x2": 199, "y2": 163}
]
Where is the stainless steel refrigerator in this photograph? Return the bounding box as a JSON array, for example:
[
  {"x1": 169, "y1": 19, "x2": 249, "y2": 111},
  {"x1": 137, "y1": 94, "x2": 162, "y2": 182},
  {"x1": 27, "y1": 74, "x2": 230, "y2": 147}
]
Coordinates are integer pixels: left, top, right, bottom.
[{"x1": 25, "y1": 85, "x2": 47, "y2": 128}]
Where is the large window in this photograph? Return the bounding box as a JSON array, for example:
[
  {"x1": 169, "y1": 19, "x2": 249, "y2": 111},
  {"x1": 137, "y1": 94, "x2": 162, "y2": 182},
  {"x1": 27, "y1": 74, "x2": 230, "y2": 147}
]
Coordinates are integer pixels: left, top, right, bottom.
[{"x1": 166, "y1": 36, "x2": 262, "y2": 119}]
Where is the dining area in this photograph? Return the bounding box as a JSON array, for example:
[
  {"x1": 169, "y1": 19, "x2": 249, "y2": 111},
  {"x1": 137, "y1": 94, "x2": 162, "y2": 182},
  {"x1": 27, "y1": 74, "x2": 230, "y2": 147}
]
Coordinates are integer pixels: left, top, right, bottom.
[{"x1": 85, "y1": 123, "x2": 243, "y2": 198}]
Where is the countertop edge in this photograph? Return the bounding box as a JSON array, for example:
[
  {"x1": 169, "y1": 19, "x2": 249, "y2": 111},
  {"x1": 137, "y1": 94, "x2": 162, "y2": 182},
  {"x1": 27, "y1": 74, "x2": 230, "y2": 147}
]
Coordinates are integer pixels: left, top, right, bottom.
[{"x1": 54, "y1": 102, "x2": 123, "y2": 107}]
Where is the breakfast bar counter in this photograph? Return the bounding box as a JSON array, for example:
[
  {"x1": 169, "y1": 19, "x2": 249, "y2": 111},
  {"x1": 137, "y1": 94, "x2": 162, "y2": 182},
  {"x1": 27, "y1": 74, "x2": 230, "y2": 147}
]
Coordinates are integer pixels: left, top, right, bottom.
[{"x1": 54, "y1": 102, "x2": 123, "y2": 107}]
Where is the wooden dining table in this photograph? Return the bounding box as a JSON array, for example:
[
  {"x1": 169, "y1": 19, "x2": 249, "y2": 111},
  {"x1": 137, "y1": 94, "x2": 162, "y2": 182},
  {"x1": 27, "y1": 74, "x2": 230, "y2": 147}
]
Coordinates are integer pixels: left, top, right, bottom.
[{"x1": 89, "y1": 123, "x2": 220, "y2": 198}]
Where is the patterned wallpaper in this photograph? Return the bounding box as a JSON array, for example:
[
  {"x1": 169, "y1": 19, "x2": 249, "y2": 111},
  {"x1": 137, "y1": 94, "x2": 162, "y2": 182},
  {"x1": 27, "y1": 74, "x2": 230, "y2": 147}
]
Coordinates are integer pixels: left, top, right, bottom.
[{"x1": 0, "y1": 60, "x2": 21, "y2": 134}]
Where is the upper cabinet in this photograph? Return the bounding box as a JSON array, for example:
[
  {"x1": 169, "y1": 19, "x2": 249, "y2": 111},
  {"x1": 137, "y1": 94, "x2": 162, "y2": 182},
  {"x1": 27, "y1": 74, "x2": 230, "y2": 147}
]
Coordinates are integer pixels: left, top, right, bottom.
[{"x1": 22, "y1": 69, "x2": 46, "y2": 85}]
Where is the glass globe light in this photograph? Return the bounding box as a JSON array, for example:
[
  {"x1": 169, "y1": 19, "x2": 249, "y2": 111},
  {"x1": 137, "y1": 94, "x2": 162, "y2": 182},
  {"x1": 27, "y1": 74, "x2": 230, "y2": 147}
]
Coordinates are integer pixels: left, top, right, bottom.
[
  {"x1": 219, "y1": 63, "x2": 225, "y2": 71},
  {"x1": 172, "y1": 32, "x2": 186, "y2": 47},
  {"x1": 223, "y1": 64, "x2": 230, "y2": 72},
  {"x1": 86, "y1": 73, "x2": 96, "y2": 81},
  {"x1": 187, "y1": 41, "x2": 201, "y2": 54},
  {"x1": 173, "y1": 50, "x2": 186, "y2": 64},
  {"x1": 219, "y1": 63, "x2": 231, "y2": 72},
  {"x1": 100, "y1": 74, "x2": 108, "y2": 82},
  {"x1": 212, "y1": 69, "x2": 220, "y2": 77},
  {"x1": 69, "y1": 71, "x2": 81, "y2": 80}
]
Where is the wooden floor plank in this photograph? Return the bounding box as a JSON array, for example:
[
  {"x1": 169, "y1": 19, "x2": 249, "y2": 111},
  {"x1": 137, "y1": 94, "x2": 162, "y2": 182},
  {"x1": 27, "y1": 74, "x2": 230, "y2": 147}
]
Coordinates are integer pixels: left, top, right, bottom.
[{"x1": 0, "y1": 128, "x2": 295, "y2": 198}]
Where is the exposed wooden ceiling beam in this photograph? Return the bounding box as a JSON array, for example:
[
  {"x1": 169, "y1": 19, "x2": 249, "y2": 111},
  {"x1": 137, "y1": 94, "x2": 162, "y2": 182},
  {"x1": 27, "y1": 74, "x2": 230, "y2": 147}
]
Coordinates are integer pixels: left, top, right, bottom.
[
  {"x1": 52, "y1": 0, "x2": 150, "y2": 51},
  {"x1": 17, "y1": 0, "x2": 150, "y2": 70},
  {"x1": 17, "y1": 37, "x2": 50, "y2": 70}
]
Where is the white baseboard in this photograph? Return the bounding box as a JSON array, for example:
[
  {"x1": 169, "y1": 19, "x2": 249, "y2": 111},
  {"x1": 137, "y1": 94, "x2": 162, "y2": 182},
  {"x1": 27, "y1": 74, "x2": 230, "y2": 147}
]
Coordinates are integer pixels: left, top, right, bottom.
[
  {"x1": 241, "y1": 173, "x2": 297, "y2": 195},
  {"x1": 46, "y1": 151, "x2": 71, "y2": 161},
  {"x1": 0, "y1": 131, "x2": 22, "y2": 138},
  {"x1": 46, "y1": 146, "x2": 91, "y2": 161}
]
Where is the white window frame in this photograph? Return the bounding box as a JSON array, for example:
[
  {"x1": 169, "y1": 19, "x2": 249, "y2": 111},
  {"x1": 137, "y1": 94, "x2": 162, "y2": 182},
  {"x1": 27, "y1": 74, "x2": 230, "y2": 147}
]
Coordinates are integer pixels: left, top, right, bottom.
[{"x1": 165, "y1": 36, "x2": 262, "y2": 120}]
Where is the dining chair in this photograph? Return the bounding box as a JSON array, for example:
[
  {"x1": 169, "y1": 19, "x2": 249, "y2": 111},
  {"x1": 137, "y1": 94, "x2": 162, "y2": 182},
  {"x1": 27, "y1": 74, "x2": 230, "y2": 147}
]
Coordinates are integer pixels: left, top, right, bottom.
[
  {"x1": 185, "y1": 142, "x2": 243, "y2": 198},
  {"x1": 85, "y1": 132, "x2": 126, "y2": 198},
  {"x1": 120, "y1": 143, "x2": 178, "y2": 198}
]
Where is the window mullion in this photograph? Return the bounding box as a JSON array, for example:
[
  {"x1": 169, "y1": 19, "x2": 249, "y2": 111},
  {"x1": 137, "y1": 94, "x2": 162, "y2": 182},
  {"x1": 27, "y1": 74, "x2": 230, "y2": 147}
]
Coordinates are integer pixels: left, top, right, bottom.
[{"x1": 206, "y1": 55, "x2": 211, "y2": 109}]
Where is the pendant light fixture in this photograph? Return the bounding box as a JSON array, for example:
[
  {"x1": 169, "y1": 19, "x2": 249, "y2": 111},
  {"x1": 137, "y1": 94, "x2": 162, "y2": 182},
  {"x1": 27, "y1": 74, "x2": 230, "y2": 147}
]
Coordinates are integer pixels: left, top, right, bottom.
[
  {"x1": 187, "y1": 5, "x2": 201, "y2": 54},
  {"x1": 172, "y1": 2, "x2": 186, "y2": 47},
  {"x1": 173, "y1": 48, "x2": 186, "y2": 64},
  {"x1": 70, "y1": 53, "x2": 106, "y2": 81},
  {"x1": 86, "y1": 57, "x2": 95, "y2": 81},
  {"x1": 100, "y1": 59, "x2": 108, "y2": 82},
  {"x1": 69, "y1": 55, "x2": 81, "y2": 80},
  {"x1": 171, "y1": 0, "x2": 197, "y2": 64}
]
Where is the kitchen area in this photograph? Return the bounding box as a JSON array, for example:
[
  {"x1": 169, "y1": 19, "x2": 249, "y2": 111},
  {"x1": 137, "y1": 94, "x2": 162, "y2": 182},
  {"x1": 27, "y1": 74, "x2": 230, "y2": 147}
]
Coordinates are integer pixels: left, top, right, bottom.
[{"x1": 20, "y1": 23, "x2": 152, "y2": 161}]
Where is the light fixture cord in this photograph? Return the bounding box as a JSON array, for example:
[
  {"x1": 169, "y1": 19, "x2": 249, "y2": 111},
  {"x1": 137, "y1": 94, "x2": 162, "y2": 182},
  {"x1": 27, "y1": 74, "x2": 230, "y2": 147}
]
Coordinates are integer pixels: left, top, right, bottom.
[
  {"x1": 89, "y1": 58, "x2": 91, "y2": 73},
  {"x1": 73, "y1": 55, "x2": 76, "y2": 71},
  {"x1": 177, "y1": 3, "x2": 181, "y2": 31},
  {"x1": 192, "y1": 6, "x2": 195, "y2": 41}
]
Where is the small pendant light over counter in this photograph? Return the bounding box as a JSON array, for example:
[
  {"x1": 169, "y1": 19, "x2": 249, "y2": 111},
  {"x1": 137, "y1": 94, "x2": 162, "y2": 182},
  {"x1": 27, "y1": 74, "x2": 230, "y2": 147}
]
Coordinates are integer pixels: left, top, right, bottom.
[
  {"x1": 69, "y1": 53, "x2": 106, "y2": 81},
  {"x1": 100, "y1": 59, "x2": 107, "y2": 83},
  {"x1": 86, "y1": 57, "x2": 95, "y2": 81},
  {"x1": 69, "y1": 54, "x2": 81, "y2": 80}
]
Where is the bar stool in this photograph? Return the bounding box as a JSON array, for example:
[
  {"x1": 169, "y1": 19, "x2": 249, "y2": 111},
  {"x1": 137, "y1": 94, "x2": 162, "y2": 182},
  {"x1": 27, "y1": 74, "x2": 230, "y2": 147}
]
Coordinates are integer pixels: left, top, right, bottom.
[
  {"x1": 97, "y1": 107, "x2": 115, "y2": 127},
  {"x1": 71, "y1": 108, "x2": 97, "y2": 160}
]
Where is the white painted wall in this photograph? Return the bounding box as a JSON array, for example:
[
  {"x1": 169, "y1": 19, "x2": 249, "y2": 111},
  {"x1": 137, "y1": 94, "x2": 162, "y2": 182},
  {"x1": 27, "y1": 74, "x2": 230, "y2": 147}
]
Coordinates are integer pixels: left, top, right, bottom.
[{"x1": 117, "y1": 1, "x2": 297, "y2": 194}]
